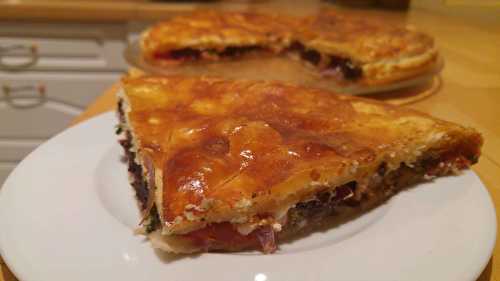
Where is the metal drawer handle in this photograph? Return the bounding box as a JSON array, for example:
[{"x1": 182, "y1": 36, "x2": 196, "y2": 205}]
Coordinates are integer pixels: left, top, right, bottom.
[
  {"x1": 0, "y1": 44, "x2": 39, "y2": 70},
  {"x1": 2, "y1": 84, "x2": 46, "y2": 109}
]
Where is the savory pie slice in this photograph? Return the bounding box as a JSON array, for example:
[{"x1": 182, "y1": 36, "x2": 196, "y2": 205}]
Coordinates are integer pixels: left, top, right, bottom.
[
  {"x1": 117, "y1": 76, "x2": 481, "y2": 254},
  {"x1": 293, "y1": 10, "x2": 438, "y2": 85},
  {"x1": 140, "y1": 10, "x2": 295, "y2": 65}
]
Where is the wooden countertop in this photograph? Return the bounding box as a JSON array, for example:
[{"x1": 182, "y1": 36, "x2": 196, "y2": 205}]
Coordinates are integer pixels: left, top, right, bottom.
[
  {"x1": 0, "y1": 0, "x2": 439, "y2": 22},
  {"x1": 0, "y1": 0, "x2": 294, "y2": 22},
  {"x1": 0, "y1": 0, "x2": 239, "y2": 22},
  {"x1": 1, "y1": 1, "x2": 499, "y2": 280}
]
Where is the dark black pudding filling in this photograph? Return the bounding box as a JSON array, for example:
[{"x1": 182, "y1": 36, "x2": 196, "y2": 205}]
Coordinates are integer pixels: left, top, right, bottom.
[
  {"x1": 156, "y1": 45, "x2": 263, "y2": 61},
  {"x1": 218, "y1": 45, "x2": 262, "y2": 57},
  {"x1": 117, "y1": 100, "x2": 160, "y2": 232},
  {"x1": 289, "y1": 157, "x2": 454, "y2": 228},
  {"x1": 328, "y1": 55, "x2": 363, "y2": 80},
  {"x1": 119, "y1": 131, "x2": 149, "y2": 209},
  {"x1": 290, "y1": 42, "x2": 322, "y2": 66},
  {"x1": 156, "y1": 42, "x2": 362, "y2": 81},
  {"x1": 288, "y1": 41, "x2": 362, "y2": 80},
  {"x1": 117, "y1": 101, "x2": 148, "y2": 208},
  {"x1": 291, "y1": 182, "x2": 358, "y2": 224},
  {"x1": 168, "y1": 48, "x2": 201, "y2": 60}
]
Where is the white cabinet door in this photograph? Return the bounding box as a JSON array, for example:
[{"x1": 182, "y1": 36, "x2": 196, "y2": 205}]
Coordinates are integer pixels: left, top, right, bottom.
[
  {"x1": 0, "y1": 71, "x2": 122, "y2": 108},
  {"x1": 0, "y1": 102, "x2": 79, "y2": 138},
  {"x1": 0, "y1": 72, "x2": 121, "y2": 138},
  {"x1": 0, "y1": 163, "x2": 15, "y2": 187},
  {"x1": 0, "y1": 71, "x2": 121, "y2": 184},
  {"x1": 0, "y1": 139, "x2": 41, "y2": 162},
  {"x1": 0, "y1": 21, "x2": 127, "y2": 186},
  {"x1": 0, "y1": 22, "x2": 128, "y2": 71}
]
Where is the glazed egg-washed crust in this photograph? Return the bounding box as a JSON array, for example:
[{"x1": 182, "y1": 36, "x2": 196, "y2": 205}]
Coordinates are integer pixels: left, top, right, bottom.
[
  {"x1": 122, "y1": 76, "x2": 481, "y2": 235},
  {"x1": 141, "y1": 10, "x2": 295, "y2": 58},
  {"x1": 296, "y1": 10, "x2": 438, "y2": 84}
]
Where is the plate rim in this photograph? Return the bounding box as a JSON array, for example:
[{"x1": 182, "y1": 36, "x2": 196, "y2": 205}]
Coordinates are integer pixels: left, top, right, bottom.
[{"x1": 0, "y1": 112, "x2": 496, "y2": 281}]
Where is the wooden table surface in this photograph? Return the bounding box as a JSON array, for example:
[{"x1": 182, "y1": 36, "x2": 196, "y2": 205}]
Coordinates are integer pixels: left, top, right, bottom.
[
  {"x1": 0, "y1": 0, "x2": 248, "y2": 22},
  {"x1": 1, "y1": 1, "x2": 499, "y2": 280}
]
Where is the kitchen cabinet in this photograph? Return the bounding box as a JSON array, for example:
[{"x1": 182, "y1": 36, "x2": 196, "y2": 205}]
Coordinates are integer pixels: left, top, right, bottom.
[{"x1": 0, "y1": 21, "x2": 128, "y2": 185}]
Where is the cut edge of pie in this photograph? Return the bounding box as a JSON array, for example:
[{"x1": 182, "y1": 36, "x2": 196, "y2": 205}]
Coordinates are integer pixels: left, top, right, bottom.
[{"x1": 140, "y1": 10, "x2": 294, "y2": 66}]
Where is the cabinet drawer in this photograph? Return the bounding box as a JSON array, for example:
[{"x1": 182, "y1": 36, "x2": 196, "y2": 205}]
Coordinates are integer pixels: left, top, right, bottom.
[
  {"x1": 0, "y1": 163, "x2": 15, "y2": 187},
  {"x1": 0, "y1": 141, "x2": 39, "y2": 187},
  {"x1": 0, "y1": 72, "x2": 120, "y2": 139},
  {"x1": 0, "y1": 22, "x2": 128, "y2": 71},
  {"x1": 0, "y1": 72, "x2": 122, "y2": 107},
  {"x1": 0, "y1": 140, "x2": 40, "y2": 162},
  {"x1": 0, "y1": 102, "x2": 76, "y2": 138}
]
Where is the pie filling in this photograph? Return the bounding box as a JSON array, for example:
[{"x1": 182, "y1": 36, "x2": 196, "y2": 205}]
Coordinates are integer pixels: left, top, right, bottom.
[
  {"x1": 152, "y1": 45, "x2": 264, "y2": 62},
  {"x1": 151, "y1": 42, "x2": 363, "y2": 81},
  {"x1": 117, "y1": 100, "x2": 476, "y2": 253},
  {"x1": 288, "y1": 41, "x2": 362, "y2": 80}
]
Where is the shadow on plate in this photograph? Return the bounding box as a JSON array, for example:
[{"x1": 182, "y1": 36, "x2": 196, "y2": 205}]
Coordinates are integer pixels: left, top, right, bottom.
[{"x1": 154, "y1": 248, "x2": 201, "y2": 264}]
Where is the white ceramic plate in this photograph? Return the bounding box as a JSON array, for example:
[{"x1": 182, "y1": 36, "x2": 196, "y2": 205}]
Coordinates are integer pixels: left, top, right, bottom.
[
  {"x1": 123, "y1": 40, "x2": 444, "y2": 95},
  {"x1": 0, "y1": 112, "x2": 496, "y2": 281}
]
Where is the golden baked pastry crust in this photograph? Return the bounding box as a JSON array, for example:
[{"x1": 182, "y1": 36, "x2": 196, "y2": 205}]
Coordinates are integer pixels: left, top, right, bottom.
[
  {"x1": 140, "y1": 10, "x2": 438, "y2": 85},
  {"x1": 296, "y1": 10, "x2": 438, "y2": 84},
  {"x1": 120, "y1": 76, "x2": 482, "y2": 239},
  {"x1": 141, "y1": 10, "x2": 294, "y2": 63},
  {"x1": 297, "y1": 10, "x2": 435, "y2": 64}
]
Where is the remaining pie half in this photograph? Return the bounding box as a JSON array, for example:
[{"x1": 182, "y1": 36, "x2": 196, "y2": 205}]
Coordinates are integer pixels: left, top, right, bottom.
[
  {"x1": 140, "y1": 10, "x2": 438, "y2": 85},
  {"x1": 117, "y1": 76, "x2": 481, "y2": 253}
]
